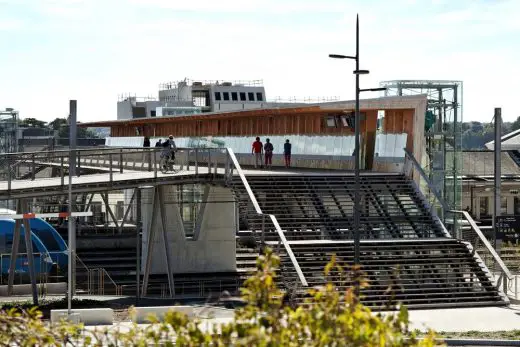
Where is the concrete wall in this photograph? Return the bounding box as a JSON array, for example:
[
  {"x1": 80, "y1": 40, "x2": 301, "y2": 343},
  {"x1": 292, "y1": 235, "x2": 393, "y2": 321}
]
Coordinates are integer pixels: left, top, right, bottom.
[
  {"x1": 141, "y1": 185, "x2": 236, "y2": 274},
  {"x1": 117, "y1": 100, "x2": 133, "y2": 120}
]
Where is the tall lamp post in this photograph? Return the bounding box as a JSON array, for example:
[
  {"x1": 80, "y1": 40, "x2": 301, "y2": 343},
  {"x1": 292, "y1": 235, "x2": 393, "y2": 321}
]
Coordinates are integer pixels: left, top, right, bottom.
[{"x1": 329, "y1": 15, "x2": 386, "y2": 289}]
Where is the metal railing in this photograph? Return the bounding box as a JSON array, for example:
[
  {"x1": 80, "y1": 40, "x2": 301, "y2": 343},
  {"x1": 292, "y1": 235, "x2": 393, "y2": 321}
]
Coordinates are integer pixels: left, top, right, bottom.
[
  {"x1": 403, "y1": 148, "x2": 452, "y2": 237},
  {"x1": 403, "y1": 149, "x2": 516, "y2": 300},
  {"x1": 0, "y1": 251, "x2": 55, "y2": 287},
  {"x1": 0, "y1": 250, "x2": 124, "y2": 297},
  {"x1": 0, "y1": 146, "x2": 233, "y2": 192},
  {"x1": 225, "y1": 147, "x2": 308, "y2": 287},
  {"x1": 454, "y1": 210, "x2": 515, "y2": 299},
  {"x1": 90, "y1": 267, "x2": 122, "y2": 296}
]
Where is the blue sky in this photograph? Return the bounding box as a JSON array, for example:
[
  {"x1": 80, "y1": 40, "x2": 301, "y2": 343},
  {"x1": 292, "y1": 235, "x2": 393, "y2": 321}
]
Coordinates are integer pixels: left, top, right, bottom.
[{"x1": 0, "y1": 0, "x2": 518, "y2": 123}]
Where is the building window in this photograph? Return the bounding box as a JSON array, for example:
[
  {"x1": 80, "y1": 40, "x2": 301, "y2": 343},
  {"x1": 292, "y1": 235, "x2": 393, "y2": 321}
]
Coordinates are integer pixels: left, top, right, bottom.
[
  {"x1": 240, "y1": 92, "x2": 246, "y2": 101},
  {"x1": 248, "y1": 92, "x2": 255, "y2": 101},
  {"x1": 480, "y1": 197, "x2": 489, "y2": 216},
  {"x1": 223, "y1": 92, "x2": 230, "y2": 101},
  {"x1": 256, "y1": 92, "x2": 263, "y2": 101},
  {"x1": 231, "y1": 92, "x2": 238, "y2": 101},
  {"x1": 325, "y1": 116, "x2": 336, "y2": 128},
  {"x1": 514, "y1": 196, "x2": 520, "y2": 215},
  {"x1": 214, "y1": 92, "x2": 221, "y2": 101},
  {"x1": 501, "y1": 196, "x2": 508, "y2": 215}
]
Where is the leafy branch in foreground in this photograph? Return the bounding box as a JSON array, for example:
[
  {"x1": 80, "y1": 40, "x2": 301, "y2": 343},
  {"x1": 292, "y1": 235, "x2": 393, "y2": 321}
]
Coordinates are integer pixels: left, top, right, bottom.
[{"x1": 0, "y1": 248, "x2": 443, "y2": 346}]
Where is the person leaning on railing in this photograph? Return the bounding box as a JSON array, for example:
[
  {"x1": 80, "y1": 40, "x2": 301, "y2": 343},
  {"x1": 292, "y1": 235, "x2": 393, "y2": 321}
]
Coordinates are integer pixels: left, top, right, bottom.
[{"x1": 161, "y1": 135, "x2": 177, "y2": 166}]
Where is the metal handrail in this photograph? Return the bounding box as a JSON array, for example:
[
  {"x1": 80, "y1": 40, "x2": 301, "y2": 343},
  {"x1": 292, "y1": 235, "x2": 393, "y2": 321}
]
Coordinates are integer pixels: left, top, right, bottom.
[
  {"x1": 0, "y1": 146, "x2": 190, "y2": 158},
  {"x1": 403, "y1": 148, "x2": 450, "y2": 212},
  {"x1": 452, "y1": 210, "x2": 513, "y2": 280},
  {"x1": 91, "y1": 267, "x2": 122, "y2": 296},
  {"x1": 225, "y1": 147, "x2": 308, "y2": 287}
]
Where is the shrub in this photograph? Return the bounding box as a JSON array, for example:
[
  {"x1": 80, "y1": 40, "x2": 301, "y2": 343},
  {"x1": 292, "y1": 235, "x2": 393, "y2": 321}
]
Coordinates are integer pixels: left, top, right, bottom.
[{"x1": 0, "y1": 248, "x2": 442, "y2": 346}]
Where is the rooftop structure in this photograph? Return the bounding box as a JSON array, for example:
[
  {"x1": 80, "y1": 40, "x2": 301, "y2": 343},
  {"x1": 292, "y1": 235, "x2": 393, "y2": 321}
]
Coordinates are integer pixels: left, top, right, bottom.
[
  {"x1": 485, "y1": 128, "x2": 520, "y2": 150},
  {"x1": 117, "y1": 78, "x2": 339, "y2": 121}
]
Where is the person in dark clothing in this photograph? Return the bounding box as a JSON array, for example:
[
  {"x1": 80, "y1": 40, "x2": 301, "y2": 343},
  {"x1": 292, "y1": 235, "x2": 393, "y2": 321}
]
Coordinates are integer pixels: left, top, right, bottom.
[
  {"x1": 162, "y1": 135, "x2": 177, "y2": 161},
  {"x1": 264, "y1": 138, "x2": 274, "y2": 168},
  {"x1": 143, "y1": 137, "x2": 151, "y2": 147},
  {"x1": 155, "y1": 139, "x2": 162, "y2": 147},
  {"x1": 284, "y1": 139, "x2": 292, "y2": 168}
]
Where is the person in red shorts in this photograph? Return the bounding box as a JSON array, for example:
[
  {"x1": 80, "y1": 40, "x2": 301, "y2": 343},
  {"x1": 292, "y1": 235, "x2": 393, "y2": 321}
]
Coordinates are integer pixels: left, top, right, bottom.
[{"x1": 252, "y1": 137, "x2": 263, "y2": 168}]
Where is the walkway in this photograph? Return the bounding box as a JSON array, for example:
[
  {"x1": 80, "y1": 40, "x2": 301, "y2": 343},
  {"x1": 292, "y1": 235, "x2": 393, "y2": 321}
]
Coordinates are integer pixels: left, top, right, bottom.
[{"x1": 0, "y1": 154, "x2": 398, "y2": 199}]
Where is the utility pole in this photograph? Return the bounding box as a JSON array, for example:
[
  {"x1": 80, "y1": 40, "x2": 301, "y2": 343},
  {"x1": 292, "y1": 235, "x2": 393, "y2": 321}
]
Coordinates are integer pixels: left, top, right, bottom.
[
  {"x1": 68, "y1": 100, "x2": 77, "y2": 315},
  {"x1": 493, "y1": 108, "x2": 501, "y2": 252},
  {"x1": 353, "y1": 15, "x2": 361, "y2": 268}
]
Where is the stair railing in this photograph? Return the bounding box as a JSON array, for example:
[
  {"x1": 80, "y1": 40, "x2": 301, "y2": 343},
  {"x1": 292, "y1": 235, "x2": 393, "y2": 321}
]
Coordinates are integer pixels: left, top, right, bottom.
[
  {"x1": 74, "y1": 254, "x2": 93, "y2": 295},
  {"x1": 225, "y1": 148, "x2": 308, "y2": 288},
  {"x1": 90, "y1": 267, "x2": 122, "y2": 296},
  {"x1": 403, "y1": 148, "x2": 452, "y2": 237},
  {"x1": 452, "y1": 210, "x2": 514, "y2": 299}
]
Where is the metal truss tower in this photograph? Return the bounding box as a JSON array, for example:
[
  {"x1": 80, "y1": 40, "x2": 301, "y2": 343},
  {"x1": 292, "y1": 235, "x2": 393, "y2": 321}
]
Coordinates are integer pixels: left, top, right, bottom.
[
  {"x1": 0, "y1": 108, "x2": 19, "y2": 154},
  {"x1": 379, "y1": 80, "x2": 463, "y2": 217}
]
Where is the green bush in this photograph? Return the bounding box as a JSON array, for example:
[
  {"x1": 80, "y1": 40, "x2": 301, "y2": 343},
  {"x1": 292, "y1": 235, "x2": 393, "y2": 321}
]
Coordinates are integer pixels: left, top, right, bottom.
[{"x1": 0, "y1": 248, "x2": 442, "y2": 346}]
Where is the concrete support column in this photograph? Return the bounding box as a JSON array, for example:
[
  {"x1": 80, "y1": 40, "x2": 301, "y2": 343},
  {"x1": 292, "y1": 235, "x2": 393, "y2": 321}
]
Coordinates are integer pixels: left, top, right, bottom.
[{"x1": 141, "y1": 185, "x2": 236, "y2": 276}]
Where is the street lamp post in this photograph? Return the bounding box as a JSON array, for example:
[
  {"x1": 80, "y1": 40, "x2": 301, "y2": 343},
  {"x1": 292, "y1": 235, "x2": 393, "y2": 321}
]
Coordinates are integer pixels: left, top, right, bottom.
[{"x1": 329, "y1": 15, "x2": 386, "y2": 291}]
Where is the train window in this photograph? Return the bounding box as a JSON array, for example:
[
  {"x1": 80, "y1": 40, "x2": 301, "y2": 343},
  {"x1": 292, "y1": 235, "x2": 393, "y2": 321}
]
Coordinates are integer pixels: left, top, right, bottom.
[
  {"x1": 231, "y1": 92, "x2": 238, "y2": 101},
  {"x1": 240, "y1": 92, "x2": 246, "y2": 101},
  {"x1": 214, "y1": 92, "x2": 221, "y2": 101},
  {"x1": 256, "y1": 92, "x2": 263, "y2": 101},
  {"x1": 34, "y1": 230, "x2": 60, "y2": 251},
  {"x1": 223, "y1": 92, "x2": 230, "y2": 101},
  {"x1": 0, "y1": 234, "x2": 5, "y2": 253},
  {"x1": 248, "y1": 92, "x2": 255, "y2": 101},
  {"x1": 6, "y1": 239, "x2": 27, "y2": 253}
]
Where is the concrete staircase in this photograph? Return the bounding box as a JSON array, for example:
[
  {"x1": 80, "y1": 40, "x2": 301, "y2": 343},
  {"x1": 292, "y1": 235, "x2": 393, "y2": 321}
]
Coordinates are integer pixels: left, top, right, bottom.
[{"x1": 230, "y1": 173, "x2": 507, "y2": 309}]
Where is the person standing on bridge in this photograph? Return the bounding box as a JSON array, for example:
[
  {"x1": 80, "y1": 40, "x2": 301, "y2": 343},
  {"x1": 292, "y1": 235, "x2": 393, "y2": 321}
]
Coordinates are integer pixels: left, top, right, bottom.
[
  {"x1": 252, "y1": 137, "x2": 263, "y2": 169},
  {"x1": 155, "y1": 139, "x2": 162, "y2": 147},
  {"x1": 264, "y1": 138, "x2": 274, "y2": 169},
  {"x1": 284, "y1": 139, "x2": 292, "y2": 168}
]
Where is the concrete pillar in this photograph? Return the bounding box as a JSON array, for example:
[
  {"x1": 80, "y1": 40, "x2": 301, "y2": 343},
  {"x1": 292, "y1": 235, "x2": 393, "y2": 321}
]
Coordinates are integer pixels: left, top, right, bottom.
[
  {"x1": 142, "y1": 185, "x2": 236, "y2": 274},
  {"x1": 124, "y1": 189, "x2": 136, "y2": 223}
]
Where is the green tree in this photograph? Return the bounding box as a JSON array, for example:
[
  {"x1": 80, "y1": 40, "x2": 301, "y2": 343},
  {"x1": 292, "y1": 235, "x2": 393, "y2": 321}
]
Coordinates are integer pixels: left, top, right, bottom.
[
  {"x1": 48, "y1": 117, "x2": 98, "y2": 138},
  {"x1": 511, "y1": 116, "x2": 520, "y2": 132},
  {"x1": 48, "y1": 117, "x2": 68, "y2": 131},
  {"x1": 20, "y1": 117, "x2": 47, "y2": 128}
]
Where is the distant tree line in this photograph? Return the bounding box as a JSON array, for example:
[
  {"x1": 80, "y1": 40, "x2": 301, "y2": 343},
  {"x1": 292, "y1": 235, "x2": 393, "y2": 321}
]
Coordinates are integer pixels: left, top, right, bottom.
[
  {"x1": 19, "y1": 117, "x2": 98, "y2": 139},
  {"x1": 460, "y1": 119, "x2": 518, "y2": 149}
]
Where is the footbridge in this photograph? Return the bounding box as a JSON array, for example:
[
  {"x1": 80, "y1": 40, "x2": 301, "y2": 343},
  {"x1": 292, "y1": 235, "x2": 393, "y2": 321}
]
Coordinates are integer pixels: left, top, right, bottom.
[{"x1": 0, "y1": 147, "x2": 514, "y2": 309}]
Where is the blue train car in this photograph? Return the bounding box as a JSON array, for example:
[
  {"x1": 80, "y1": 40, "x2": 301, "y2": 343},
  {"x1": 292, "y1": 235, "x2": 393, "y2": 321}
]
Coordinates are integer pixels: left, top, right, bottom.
[
  {"x1": 0, "y1": 219, "x2": 54, "y2": 275},
  {"x1": 29, "y1": 218, "x2": 68, "y2": 270}
]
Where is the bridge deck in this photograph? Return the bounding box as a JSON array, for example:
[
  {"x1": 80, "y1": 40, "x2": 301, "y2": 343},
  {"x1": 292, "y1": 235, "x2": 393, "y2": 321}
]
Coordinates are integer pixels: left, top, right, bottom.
[{"x1": 0, "y1": 164, "x2": 401, "y2": 199}]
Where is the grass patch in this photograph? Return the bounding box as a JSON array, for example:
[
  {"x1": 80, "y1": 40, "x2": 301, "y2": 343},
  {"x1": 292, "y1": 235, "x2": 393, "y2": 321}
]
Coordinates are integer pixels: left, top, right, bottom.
[{"x1": 418, "y1": 329, "x2": 520, "y2": 340}]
